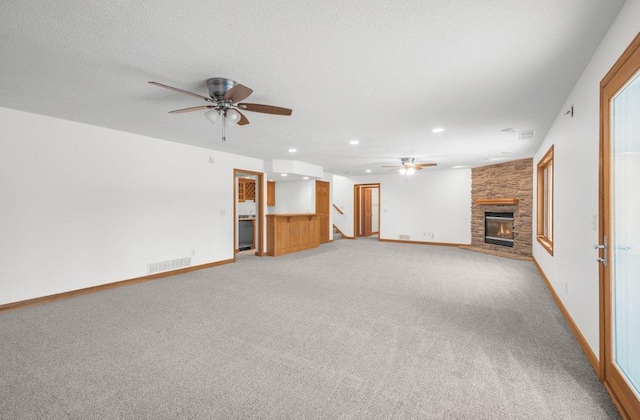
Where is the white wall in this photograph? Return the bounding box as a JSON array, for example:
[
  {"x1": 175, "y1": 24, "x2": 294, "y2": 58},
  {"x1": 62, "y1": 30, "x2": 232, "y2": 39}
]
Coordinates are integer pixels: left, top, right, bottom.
[
  {"x1": 237, "y1": 200, "x2": 257, "y2": 215},
  {"x1": 0, "y1": 107, "x2": 263, "y2": 305},
  {"x1": 351, "y1": 169, "x2": 472, "y2": 244},
  {"x1": 266, "y1": 160, "x2": 324, "y2": 178},
  {"x1": 371, "y1": 187, "x2": 379, "y2": 232},
  {"x1": 269, "y1": 180, "x2": 315, "y2": 214},
  {"x1": 532, "y1": 0, "x2": 640, "y2": 359},
  {"x1": 331, "y1": 174, "x2": 354, "y2": 237}
]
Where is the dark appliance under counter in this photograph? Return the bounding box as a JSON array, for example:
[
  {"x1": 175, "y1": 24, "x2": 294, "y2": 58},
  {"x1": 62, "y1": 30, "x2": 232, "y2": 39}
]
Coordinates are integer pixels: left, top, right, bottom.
[{"x1": 238, "y1": 218, "x2": 255, "y2": 251}]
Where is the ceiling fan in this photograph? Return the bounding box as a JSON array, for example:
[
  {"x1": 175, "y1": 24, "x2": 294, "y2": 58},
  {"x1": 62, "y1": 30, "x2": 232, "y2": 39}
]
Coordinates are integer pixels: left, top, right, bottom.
[
  {"x1": 149, "y1": 78, "x2": 292, "y2": 141},
  {"x1": 381, "y1": 157, "x2": 437, "y2": 175}
]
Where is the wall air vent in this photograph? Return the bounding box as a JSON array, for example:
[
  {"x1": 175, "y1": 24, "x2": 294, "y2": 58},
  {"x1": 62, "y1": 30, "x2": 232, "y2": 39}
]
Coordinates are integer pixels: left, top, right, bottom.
[
  {"x1": 147, "y1": 257, "x2": 191, "y2": 274},
  {"x1": 518, "y1": 129, "x2": 536, "y2": 140}
]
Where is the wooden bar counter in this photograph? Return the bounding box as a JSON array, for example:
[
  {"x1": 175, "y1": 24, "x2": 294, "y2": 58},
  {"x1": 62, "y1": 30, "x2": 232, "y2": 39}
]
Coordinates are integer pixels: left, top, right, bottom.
[{"x1": 266, "y1": 214, "x2": 319, "y2": 256}]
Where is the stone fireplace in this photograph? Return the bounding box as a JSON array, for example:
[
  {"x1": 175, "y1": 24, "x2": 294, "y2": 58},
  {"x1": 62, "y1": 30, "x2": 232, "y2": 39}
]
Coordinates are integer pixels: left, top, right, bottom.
[{"x1": 470, "y1": 159, "x2": 533, "y2": 258}]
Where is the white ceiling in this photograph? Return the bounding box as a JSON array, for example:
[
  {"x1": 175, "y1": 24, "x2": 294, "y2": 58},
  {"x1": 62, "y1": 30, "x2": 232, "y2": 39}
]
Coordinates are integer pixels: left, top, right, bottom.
[{"x1": 0, "y1": 0, "x2": 625, "y2": 175}]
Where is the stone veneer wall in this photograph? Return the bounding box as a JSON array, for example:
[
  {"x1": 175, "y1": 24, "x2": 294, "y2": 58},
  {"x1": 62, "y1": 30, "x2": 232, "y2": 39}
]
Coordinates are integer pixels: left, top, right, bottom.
[{"x1": 471, "y1": 158, "x2": 533, "y2": 257}]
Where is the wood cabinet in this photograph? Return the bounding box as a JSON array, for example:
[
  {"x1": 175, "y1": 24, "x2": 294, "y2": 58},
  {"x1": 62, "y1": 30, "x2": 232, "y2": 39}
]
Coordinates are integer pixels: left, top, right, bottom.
[
  {"x1": 238, "y1": 179, "x2": 256, "y2": 202},
  {"x1": 245, "y1": 180, "x2": 255, "y2": 201},
  {"x1": 267, "y1": 181, "x2": 276, "y2": 206},
  {"x1": 238, "y1": 179, "x2": 245, "y2": 202},
  {"x1": 266, "y1": 214, "x2": 319, "y2": 256},
  {"x1": 315, "y1": 180, "x2": 330, "y2": 243}
]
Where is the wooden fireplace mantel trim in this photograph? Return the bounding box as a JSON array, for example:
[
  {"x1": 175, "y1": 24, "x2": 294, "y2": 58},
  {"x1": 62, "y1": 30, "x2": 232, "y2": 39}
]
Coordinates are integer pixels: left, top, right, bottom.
[{"x1": 474, "y1": 198, "x2": 519, "y2": 206}]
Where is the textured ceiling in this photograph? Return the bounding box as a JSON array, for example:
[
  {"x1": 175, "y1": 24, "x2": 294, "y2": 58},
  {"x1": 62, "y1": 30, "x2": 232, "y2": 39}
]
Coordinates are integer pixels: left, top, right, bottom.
[{"x1": 0, "y1": 0, "x2": 625, "y2": 175}]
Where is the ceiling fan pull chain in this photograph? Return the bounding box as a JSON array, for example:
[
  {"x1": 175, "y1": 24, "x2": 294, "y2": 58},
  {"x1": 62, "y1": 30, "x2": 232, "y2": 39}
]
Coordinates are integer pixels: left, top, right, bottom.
[{"x1": 222, "y1": 114, "x2": 226, "y2": 141}]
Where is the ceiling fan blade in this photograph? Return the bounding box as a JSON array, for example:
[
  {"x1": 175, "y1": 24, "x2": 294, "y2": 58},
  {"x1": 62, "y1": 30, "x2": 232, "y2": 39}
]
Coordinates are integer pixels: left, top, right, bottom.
[
  {"x1": 225, "y1": 84, "x2": 253, "y2": 103},
  {"x1": 415, "y1": 163, "x2": 437, "y2": 167},
  {"x1": 380, "y1": 165, "x2": 401, "y2": 168},
  {"x1": 237, "y1": 109, "x2": 250, "y2": 126},
  {"x1": 149, "y1": 81, "x2": 213, "y2": 102},
  {"x1": 237, "y1": 103, "x2": 292, "y2": 116},
  {"x1": 168, "y1": 105, "x2": 215, "y2": 114}
]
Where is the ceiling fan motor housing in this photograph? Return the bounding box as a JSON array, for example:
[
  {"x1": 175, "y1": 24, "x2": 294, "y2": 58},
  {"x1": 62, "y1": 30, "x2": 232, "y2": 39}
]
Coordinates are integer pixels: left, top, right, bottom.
[
  {"x1": 400, "y1": 157, "x2": 415, "y2": 167},
  {"x1": 206, "y1": 77, "x2": 237, "y2": 101}
]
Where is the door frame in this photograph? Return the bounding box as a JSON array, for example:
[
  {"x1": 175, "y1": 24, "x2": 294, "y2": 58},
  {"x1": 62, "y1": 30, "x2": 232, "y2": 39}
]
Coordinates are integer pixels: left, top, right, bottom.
[
  {"x1": 353, "y1": 183, "x2": 381, "y2": 238},
  {"x1": 233, "y1": 169, "x2": 265, "y2": 257},
  {"x1": 599, "y1": 32, "x2": 640, "y2": 419}
]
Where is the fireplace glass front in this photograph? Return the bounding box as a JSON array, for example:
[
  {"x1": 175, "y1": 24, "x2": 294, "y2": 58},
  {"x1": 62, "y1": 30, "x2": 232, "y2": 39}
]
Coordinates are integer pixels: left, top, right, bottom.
[{"x1": 484, "y1": 212, "x2": 514, "y2": 247}]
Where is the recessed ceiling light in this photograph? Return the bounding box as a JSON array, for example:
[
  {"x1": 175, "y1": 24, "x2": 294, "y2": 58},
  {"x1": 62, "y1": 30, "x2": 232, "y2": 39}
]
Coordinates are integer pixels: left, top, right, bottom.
[
  {"x1": 349, "y1": 140, "x2": 359, "y2": 145},
  {"x1": 365, "y1": 169, "x2": 372, "y2": 173},
  {"x1": 288, "y1": 148, "x2": 297, "y2": 153},
  {"x1": 432, "y1": 128, "x2": 445, "y2": 133},
  {"x1": 501, "y1": 128, "x2": 517, "y2": 133},
  {"x1": 451, "y1": 165, "x2": 467, "y2": 169},
  {"x1": 303, "y1": 176, "x2": 309, "y2": 180},
  {"x1": 486, "y1": 157, "x2": 505, "y2": 162},
  {"x1": 280, "y1": 173, "x2": 288, "y2": 177},
  {"x1": 501, "y1": 151, "x2": 513, "y2": 155}
]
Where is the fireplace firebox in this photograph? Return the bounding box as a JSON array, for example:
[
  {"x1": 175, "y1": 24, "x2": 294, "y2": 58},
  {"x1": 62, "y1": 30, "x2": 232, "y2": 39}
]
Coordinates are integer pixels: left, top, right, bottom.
[{"x1": 484, "y1": 212, "x2": 514, "y2": 247}]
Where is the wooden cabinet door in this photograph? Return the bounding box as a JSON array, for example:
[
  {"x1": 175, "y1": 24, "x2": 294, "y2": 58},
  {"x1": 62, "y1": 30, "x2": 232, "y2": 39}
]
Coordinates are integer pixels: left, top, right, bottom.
[
  {"x1": 267, "y1": 181, "x2": 276, "y2": 206},
  {"x1": 245, "y1": 180, "x2": 255, "y2": 201},
  {"x1": 238, "y1": 179, "x2": 256, "y2": 201},
  {"x1": 238, "y1": 179, "x2": 245, "y2": 202},
  {"x1": 315, "y1": 180, "x2": 330, "y2": 244},
  {"x1": 363, "y1": 187, "x2": 372, "y2": 236}
]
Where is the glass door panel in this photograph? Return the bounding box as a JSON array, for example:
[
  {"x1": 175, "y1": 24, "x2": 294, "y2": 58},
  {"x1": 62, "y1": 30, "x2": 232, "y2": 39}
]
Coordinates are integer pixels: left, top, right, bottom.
[{"x1": 611, "y1": 69, "x2": 640, "y2": 397}]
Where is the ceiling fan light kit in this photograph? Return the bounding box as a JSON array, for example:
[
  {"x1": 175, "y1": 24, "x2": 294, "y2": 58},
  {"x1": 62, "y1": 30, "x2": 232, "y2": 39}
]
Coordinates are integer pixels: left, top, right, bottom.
[
  {"x1": 204, "y1": 109, "x2": 220, "y2": 124},
  {"x1": 225, "y1": 108, "x2": 241, "y2": 126},
  {"x1": 149, "y1": 77, "x2": 292, "y2": 141}
]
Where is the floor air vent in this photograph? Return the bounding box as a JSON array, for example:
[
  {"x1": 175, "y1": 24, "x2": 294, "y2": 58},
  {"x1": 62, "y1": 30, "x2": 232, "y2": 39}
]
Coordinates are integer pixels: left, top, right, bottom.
[{"x1": 147, "y1": 257, "x2": 191, "y2": 274}]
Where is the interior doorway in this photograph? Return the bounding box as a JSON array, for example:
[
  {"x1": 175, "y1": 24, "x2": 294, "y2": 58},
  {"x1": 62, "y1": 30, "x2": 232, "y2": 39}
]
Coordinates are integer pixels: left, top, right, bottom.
[
  {"x1": 233, "y1": 169, "x2": 265, "y2": 258},
  {"x1": 354, "y1": 184, "x2": 380, "y2": 238}
]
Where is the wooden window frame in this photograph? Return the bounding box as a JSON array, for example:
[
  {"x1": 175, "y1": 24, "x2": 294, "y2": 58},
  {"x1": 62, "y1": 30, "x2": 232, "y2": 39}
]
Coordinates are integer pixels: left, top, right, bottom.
[{"x1": 536, "y1": 145, "x2": 554, "y2": 255}]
